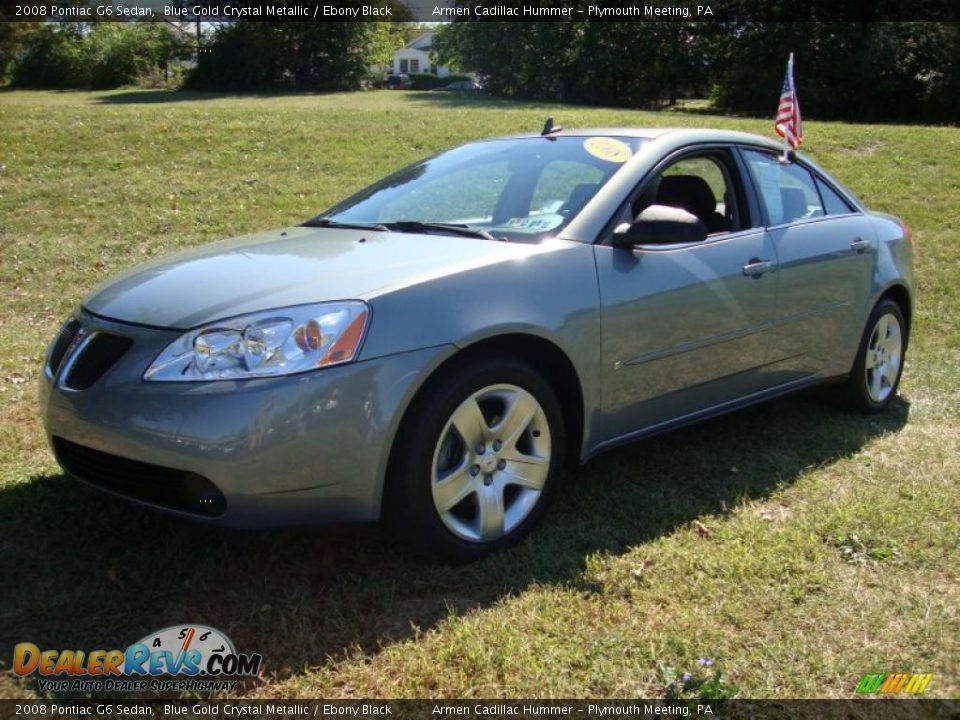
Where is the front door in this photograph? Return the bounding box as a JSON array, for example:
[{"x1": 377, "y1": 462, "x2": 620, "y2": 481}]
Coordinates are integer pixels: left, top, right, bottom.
[{"x1": 595, "y1": 149, "x2": 778, "y2": 442}]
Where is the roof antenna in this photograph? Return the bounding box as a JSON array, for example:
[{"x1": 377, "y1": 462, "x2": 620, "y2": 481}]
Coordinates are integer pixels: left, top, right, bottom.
[{"x1": 541, "y1": 117, "x2": 562, "y2": 136}]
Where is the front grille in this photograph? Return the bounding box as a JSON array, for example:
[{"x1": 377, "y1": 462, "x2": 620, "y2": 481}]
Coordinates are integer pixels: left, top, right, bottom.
[
  {"x1": 53, "y1": 437, "x2": 226, "y2": 517},
  {"x1": 47, "y1": 319, "x2": 81, "y2": 376},
  {"x1": 62, "y1": 333, "x2": 132, "y2": 390}
]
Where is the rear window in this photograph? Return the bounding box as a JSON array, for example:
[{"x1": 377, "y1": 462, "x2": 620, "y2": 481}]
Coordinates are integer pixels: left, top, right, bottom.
[
  {"x1": 816, "y1": 177, "x2": 856, "y2": 215},
  {"x1": 743, "y1": 150, "x2": 825, "y2": 225}
]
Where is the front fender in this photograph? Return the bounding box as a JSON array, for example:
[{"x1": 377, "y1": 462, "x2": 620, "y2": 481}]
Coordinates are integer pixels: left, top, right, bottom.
[{"x1": 359, "y1": 238, "x2": 602, "y2": 459}]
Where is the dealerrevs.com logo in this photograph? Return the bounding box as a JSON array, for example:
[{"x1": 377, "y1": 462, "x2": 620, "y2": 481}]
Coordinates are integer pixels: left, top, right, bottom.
[{"x1": 13, "y1": 625, "x2": 263, "y2": 693}]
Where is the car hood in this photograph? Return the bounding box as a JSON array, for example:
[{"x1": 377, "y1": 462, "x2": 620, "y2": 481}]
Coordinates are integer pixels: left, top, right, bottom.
[{"x1": 83, "y1": 226, "x2": 559, "y2": 329}]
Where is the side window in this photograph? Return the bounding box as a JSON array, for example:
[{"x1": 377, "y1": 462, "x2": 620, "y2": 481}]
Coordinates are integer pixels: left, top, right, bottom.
[
  {"x1": 743, "y1": 150, "x2": 824, "y2": 226},
  {"x1": 816, "y1": 177, "x2": 855, "y2": 215},
  {"x1": 632, "y1": 152, "x2": 745, "y2": 235}
]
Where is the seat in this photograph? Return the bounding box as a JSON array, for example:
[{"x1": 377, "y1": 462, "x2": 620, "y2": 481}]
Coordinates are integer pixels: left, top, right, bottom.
[
  {"x1": 780, "y1": 187, "x2": 808, "y2": 224},
  {"x1": 558, "y1": 183, "x2": 599, "y2": 217},
  {"x1": 655, "y1": 175, "x2": 727, "y2": 234}
]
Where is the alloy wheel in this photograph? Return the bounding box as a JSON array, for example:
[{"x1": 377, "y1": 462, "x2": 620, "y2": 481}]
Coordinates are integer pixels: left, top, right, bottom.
[
  {"x1": 864, "y1": 312, "x2": 903, "y2": 404},
  {"x1": 431, "y1": 384, "x2": 551, "y2": 543}
]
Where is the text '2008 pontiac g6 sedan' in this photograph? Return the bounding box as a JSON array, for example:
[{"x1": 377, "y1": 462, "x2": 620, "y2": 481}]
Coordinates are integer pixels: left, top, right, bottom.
[{"x1": 42, "y1": 127, "x2": 913, "y2": 559}]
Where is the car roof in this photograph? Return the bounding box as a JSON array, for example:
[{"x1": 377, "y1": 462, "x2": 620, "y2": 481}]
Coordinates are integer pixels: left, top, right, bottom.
[{"x1": 486, "y1": 127, "x2": 784, "y2": 152}]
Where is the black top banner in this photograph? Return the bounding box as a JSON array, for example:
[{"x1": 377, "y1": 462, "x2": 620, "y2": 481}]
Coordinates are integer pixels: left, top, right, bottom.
[{"x1": 1, "y1": 0, "x2": 958, "y2": 23}]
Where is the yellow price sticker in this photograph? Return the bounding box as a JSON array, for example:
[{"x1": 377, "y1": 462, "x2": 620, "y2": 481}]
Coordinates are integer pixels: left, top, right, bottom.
[{"x1": 583, "y1": 137, "x2": 633, "y2": 163}]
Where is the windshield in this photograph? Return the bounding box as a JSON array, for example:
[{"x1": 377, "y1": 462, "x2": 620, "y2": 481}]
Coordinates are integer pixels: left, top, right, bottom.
[{"x1": 317, "y1": 136, "x2": 647, "y2": 241}]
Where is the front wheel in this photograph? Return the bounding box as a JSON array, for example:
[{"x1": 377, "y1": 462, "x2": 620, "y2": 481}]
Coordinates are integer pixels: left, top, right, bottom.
[
  {"x1": 842, "y1": 299, "x2": 907, "y2": 412},
  {"x1": 388, "y1": 355, "x2": 565, "y2": 561}
]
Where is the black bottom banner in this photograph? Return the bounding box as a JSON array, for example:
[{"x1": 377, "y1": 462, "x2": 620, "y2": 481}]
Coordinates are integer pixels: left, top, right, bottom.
[{"x1": 0, "y1": 699, "x2": 956, "y2": 720}]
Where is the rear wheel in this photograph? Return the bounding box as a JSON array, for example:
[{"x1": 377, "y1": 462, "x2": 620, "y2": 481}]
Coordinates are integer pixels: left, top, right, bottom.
[
  {"x1": 388, "y1": 355, "x2": 565, "y2": 561},
  {"x1": 842, "y1": 299, "x2": 906, "y2": 412}
]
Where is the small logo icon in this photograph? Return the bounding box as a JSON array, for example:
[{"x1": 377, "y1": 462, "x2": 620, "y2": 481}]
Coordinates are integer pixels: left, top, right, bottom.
[{"x1": 856, "y1": 672, "x2": 932, "y2": 695}]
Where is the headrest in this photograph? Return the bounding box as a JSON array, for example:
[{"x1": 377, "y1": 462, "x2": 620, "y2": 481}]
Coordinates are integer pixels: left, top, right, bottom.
[
  {"x1": 780, "y1": 187, "x2": 807, "y2": 223},
  {"x1": 656, "y1": 175, "x2": 717, "y2": 219},
  {"x1": 565, "y1": 183, "x2": 599, "y2": 208}
]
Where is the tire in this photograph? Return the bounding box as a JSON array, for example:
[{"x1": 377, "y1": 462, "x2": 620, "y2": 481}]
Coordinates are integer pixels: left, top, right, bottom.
[
  {"x1": 387, "y1": 354, "x2": 566, "y2": 561},
  {"x1": 842, "y1": 299, "x2": 907, "y2": 412}
]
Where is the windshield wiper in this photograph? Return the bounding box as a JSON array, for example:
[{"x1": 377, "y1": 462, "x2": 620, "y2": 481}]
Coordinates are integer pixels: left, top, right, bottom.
[
  {"x1": 302, "y1": 218, "x2": 389, "y2": 232},
  {"x1": 383, "y1": 221, "x2": 502, "y2": 241}
]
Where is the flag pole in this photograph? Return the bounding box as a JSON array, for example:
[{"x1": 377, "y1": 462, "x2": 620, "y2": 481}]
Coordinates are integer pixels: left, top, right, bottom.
[{"x1": 781, "y1": 52, "x2": 793, "y2": 163}]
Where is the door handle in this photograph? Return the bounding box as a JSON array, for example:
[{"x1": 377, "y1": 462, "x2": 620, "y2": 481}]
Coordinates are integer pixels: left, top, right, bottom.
[
  {"x1": 742, "y1": 259, "x2": 775, "y2": 277},
  {"x1": 850, "y1": 237, "x2": 871, "y2": 253}
]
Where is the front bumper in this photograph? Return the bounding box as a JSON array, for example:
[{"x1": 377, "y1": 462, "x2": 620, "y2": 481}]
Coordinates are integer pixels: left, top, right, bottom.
[{"x1": 41, "y1": 310, "x2": 451, "y2": 527}]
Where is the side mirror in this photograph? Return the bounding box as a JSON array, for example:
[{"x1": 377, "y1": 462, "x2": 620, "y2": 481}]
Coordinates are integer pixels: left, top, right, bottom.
[{"x1": 612, "y1": 204, "x2": 708, "y2": 248}]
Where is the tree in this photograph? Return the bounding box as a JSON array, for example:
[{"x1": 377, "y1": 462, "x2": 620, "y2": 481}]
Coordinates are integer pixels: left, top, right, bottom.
[
  {"x1": 437, "y1": 19, "x2": 957, "y2": 123},
  {"x1": 9, "y1": 23, "x2": 87, "y2": 88},
  {"x1": 186, "y1": 22, "x2": 408, "y2": 91},
  {"x1": 8, "y1": 22, "x2": 190, "y2": 89},
  {"x1": 434, "y1": 20, "x2": 708, "y2": 108},
  {"x1": 84, "y1": 23, "x2": 190, "y2": 88},
  {"x1": 433, "y1": 22, "x2": 584, "y2": 100},
  {"x1": 0, "y1": 22, "x2": 41, "y2": 83},
  {"x1": 710, "y1": 22, "x2": 959, "y2": 122},
  {"x1": 568, "y1": 23, "x2": 710, "y2": 108}
]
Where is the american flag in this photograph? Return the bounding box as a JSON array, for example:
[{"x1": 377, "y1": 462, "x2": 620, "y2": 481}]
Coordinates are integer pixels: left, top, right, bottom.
[{"x1": 775, "y1": 53, "x2": 803, "y2": 150}]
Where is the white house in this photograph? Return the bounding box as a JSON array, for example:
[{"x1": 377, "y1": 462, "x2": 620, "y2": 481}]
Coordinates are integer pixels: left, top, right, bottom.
[{"x1": 392, "y1": 31, "x2": 452, "y2": 77}]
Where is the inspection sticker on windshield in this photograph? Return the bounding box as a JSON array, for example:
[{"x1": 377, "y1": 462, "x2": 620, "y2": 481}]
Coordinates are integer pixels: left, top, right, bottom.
[
  {"x1": 584, "y1": 137, "x2": 632, "y2": 163},
  {"x1": 502, "y1": 215, "x2": 564, "y2": 233}
]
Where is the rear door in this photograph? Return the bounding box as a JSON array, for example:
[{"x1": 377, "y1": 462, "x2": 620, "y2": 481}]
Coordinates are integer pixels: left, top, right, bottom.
[{"x1": 741, "y1": 149, "x2": 876, "y2": 379}]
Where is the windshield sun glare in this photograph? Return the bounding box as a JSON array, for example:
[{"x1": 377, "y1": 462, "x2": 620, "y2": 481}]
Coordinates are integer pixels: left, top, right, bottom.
[{"x1": 319, "y1": 136, "x2": 646, "y2": 241}]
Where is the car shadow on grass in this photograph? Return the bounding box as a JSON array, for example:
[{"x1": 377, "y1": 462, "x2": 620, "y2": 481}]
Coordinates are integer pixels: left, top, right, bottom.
[{"x1": 0, "y1": 391, "x2": 908, "y2": 695}]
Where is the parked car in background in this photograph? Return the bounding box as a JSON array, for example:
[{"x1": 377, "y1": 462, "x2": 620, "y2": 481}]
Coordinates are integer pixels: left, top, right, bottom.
[
  {"x1": 433, "y1": 80, "x2": 483, "y2": 92},
  {"x1": 41, "y1": 127, "x2": 913, "y2": 560},
  {"x1": 385, "y1": 73, "x2": 413, "y2": 90}
]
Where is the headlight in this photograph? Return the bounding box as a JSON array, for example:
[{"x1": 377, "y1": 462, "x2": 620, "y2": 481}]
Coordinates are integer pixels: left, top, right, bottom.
[{"x1": 144, "y1": 301, "x2": 370, "y2": 382}]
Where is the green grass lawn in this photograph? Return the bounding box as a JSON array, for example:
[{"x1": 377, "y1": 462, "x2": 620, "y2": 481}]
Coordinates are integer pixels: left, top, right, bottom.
[{"x1": 0, "y1": 89, "x2": 957, "y2": 700}]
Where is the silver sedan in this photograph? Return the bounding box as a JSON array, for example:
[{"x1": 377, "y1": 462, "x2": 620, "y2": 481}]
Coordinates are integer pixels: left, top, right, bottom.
[{"x1": 41, "y1": 128, "x2": 913, "y2": 559}]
